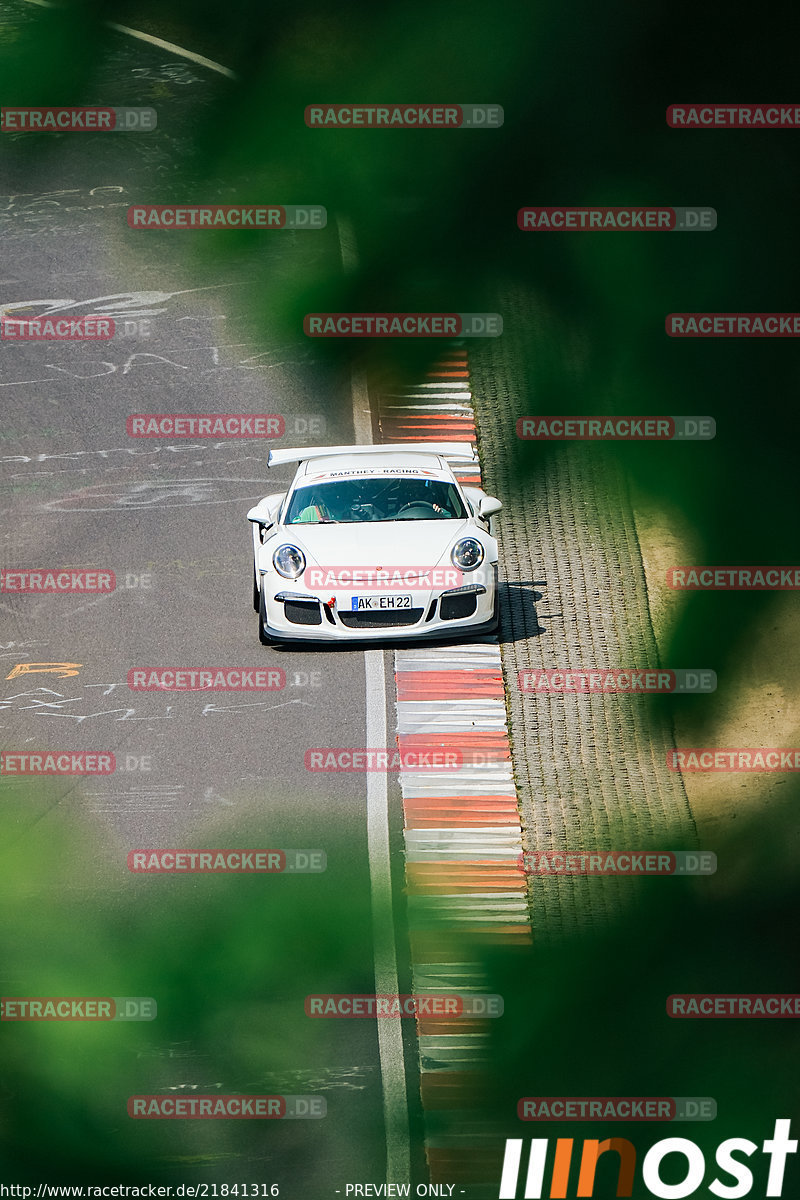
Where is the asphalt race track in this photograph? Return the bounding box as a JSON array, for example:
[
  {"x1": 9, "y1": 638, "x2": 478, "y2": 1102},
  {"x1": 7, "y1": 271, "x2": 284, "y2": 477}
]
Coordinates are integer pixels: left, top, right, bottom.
[{"x1": 0, "y1": 20, "x2": 415, "y2": 1188}]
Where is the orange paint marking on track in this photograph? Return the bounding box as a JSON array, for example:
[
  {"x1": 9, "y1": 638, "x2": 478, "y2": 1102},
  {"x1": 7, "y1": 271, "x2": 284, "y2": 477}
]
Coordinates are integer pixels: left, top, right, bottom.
[
  {"x1": 420, "y1": 1073, "x2": 490, "y2": 1108},
  {"x1": 399, "y1": 729, "x2": 508, "y2": 741},
  {"x1": 384, "y1": 410, "x2": 473, "y2": 418},
  {"x1": 381, "y1": 418, "x2": 474, "y2": 424},
  {"x1": 416, "y1": 1019, "x2": 489, "y2": 1036},
  {"x1": 386, "y1": 427, "x2": 474, "y2": 436},
  {"x1": 426, "y1": 1146, "x2": 503, "y2": 1180},
  {"x1": 396, "y1": 671, "x2": 504, "y2": 700},
  {"x1": 403, "y1": 801, "x2": 521, "y2": 829},
  {"x1": 406, "y1": 864, "x2": 528, "y2": 893},
  {"x1": 380, "y1": 425, "x2": 477, "y2": 435}
]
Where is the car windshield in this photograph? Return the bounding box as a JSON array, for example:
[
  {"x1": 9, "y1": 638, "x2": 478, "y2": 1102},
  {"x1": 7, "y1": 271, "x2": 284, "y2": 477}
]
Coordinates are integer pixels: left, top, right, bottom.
[{"x1": 284, "y1": 475, "x2": 468, "y2": 524}]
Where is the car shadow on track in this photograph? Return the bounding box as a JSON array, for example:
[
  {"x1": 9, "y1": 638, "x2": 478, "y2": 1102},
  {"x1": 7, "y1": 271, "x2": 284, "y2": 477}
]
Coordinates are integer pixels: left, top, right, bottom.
[{"x1": 497, "y1": 580, "x2": 549, "y2": 643}]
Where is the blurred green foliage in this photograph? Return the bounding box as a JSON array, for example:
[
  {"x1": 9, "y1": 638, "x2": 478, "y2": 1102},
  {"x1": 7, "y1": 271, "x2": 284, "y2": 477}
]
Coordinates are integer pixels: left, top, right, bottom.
[{"x1": 1, "y1": 0, "x2": 798, "y2": 1187}]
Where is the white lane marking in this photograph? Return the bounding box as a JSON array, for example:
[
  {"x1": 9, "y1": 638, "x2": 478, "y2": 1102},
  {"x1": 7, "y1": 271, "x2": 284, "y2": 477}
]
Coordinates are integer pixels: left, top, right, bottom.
[
  {"x1": 105, "y1": 23, "x2": 237, "y2": 78},
  {"x1": 338, "y1": 213, "x2": 372, "y2": 446},
  {"x1": 395, "y1": 654, "x2": 501, "y2": 669},
  {"x1": 365, "y1": 649, "x2": 411, "y2": 1183},
  {"x1": 336, "y1": 214, "x2": 359, "y2": 276},
  {"x1": 404, "y1": 829, "x2": 522, "y2": 857},
  {"x1": 413, "y1": 965, "x2": 489, "y2": 988},
  {"x1": 397, "y1": 645, "x2": 501, "y2": 658},
  {"x1": 382, "y1": 403, "x2": 475, "y2": 412},
  {"x1": 398, "y1": 723, "x2": 509, "y2": 737},
  {"x1": 401, "y1": 769, "x2": 514, "y2": 788},
  {"x1": 381, "y1": 393, "x2": 474, "y2": 401},
  {"x1": 342, "y1": 210, "x2": 411, "y2": 1186},
  {"x1": 409, "y1": 895, "x2": 529, "y2": 914},
  {"x1": 420, "y1": 1031, "x2": 491, "y2": 1043},
  {"x1": 351, "y1": 370, "x2": 372, "y2": 444},
  {"x1": 396, "y1": 700, "x2": 508, "y2": 733},
  {"x1": 21, "y1": 0, "x2": 237, "y2": 79}
]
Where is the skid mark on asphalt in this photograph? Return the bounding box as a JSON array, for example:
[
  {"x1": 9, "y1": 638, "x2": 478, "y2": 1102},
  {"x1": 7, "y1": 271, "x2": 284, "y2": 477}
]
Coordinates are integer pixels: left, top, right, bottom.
[
  {"x1": 84, "y1": 783, "x2": 185, "y2": 813},
  {"x1": 39, "y1": 477, "x2": 271, "y2": 511}
]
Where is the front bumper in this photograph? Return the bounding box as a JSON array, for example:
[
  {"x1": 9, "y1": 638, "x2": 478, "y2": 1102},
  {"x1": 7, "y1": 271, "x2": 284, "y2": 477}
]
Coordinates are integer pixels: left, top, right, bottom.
[{"x1": 259, "y1": 568, "x2": 498, "y2": 643}]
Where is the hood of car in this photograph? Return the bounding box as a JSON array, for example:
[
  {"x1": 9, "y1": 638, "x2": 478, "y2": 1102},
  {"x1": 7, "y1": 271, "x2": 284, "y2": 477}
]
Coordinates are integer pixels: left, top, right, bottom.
[{"x1": 271, "y1": 518, "x2": 473, "y2": 567}]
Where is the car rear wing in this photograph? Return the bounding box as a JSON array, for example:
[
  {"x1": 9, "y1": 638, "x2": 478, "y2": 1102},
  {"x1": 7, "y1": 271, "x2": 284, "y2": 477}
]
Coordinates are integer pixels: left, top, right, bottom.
[{"x1": 267, "y1": 442, "x2": 477, "y2": 468}]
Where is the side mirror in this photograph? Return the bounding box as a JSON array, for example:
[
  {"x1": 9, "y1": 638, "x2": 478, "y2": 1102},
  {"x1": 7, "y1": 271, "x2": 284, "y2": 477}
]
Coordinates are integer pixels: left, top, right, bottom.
[
  {"x1": 246, "y1": 493, "x2": 285, "y2": 527},
  {"x1": 479, "y1": 496, "x2": 503, "y2": 519}
]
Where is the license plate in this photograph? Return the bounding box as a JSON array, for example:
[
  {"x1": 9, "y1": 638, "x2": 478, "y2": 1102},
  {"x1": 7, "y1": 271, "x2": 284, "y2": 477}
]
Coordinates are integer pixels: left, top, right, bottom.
[{"x1": 351, "y1": 595, "x2": 412, "y2": 611}]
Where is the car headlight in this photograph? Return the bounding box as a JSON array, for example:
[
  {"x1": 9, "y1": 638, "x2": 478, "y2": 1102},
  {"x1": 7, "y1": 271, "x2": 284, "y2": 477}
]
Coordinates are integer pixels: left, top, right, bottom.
[
  {"x1": 451, "y1": 538, "x2": 484, "y2": 571},
  {"x1": 273, "y1": 544, "x2": 306, "y2": 579}
]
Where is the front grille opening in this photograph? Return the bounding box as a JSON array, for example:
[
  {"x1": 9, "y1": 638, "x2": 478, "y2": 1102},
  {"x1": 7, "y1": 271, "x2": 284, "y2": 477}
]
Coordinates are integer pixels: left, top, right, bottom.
[
  {"x1": 439, "y1": 592, "x2": 478, "y2": 621},
  {"x1": 338, "y1": 608, "x2": 424, "y2": 630},
  {"x1": 284, "y1": 599, "x2": 323, "y2": 626}
]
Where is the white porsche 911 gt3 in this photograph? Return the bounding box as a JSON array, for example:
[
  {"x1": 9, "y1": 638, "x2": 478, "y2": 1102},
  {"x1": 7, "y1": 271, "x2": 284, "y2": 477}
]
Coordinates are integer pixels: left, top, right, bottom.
[{"x1": 246, "y1": 443, "x2": 502, "y2": 644}]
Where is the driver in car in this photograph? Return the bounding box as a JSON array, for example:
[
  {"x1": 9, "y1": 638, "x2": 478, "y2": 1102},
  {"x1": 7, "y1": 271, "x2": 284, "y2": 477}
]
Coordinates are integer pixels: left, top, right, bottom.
[
  {"x1": 301, "y1": 485, "x2": 362, "y2": 522},
  {"x1": 402, "y1": 478, "x2": 448, "y2": 515},
  {"x1": 295, "y1": 490, "x2": 335, "y2": 522}
]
